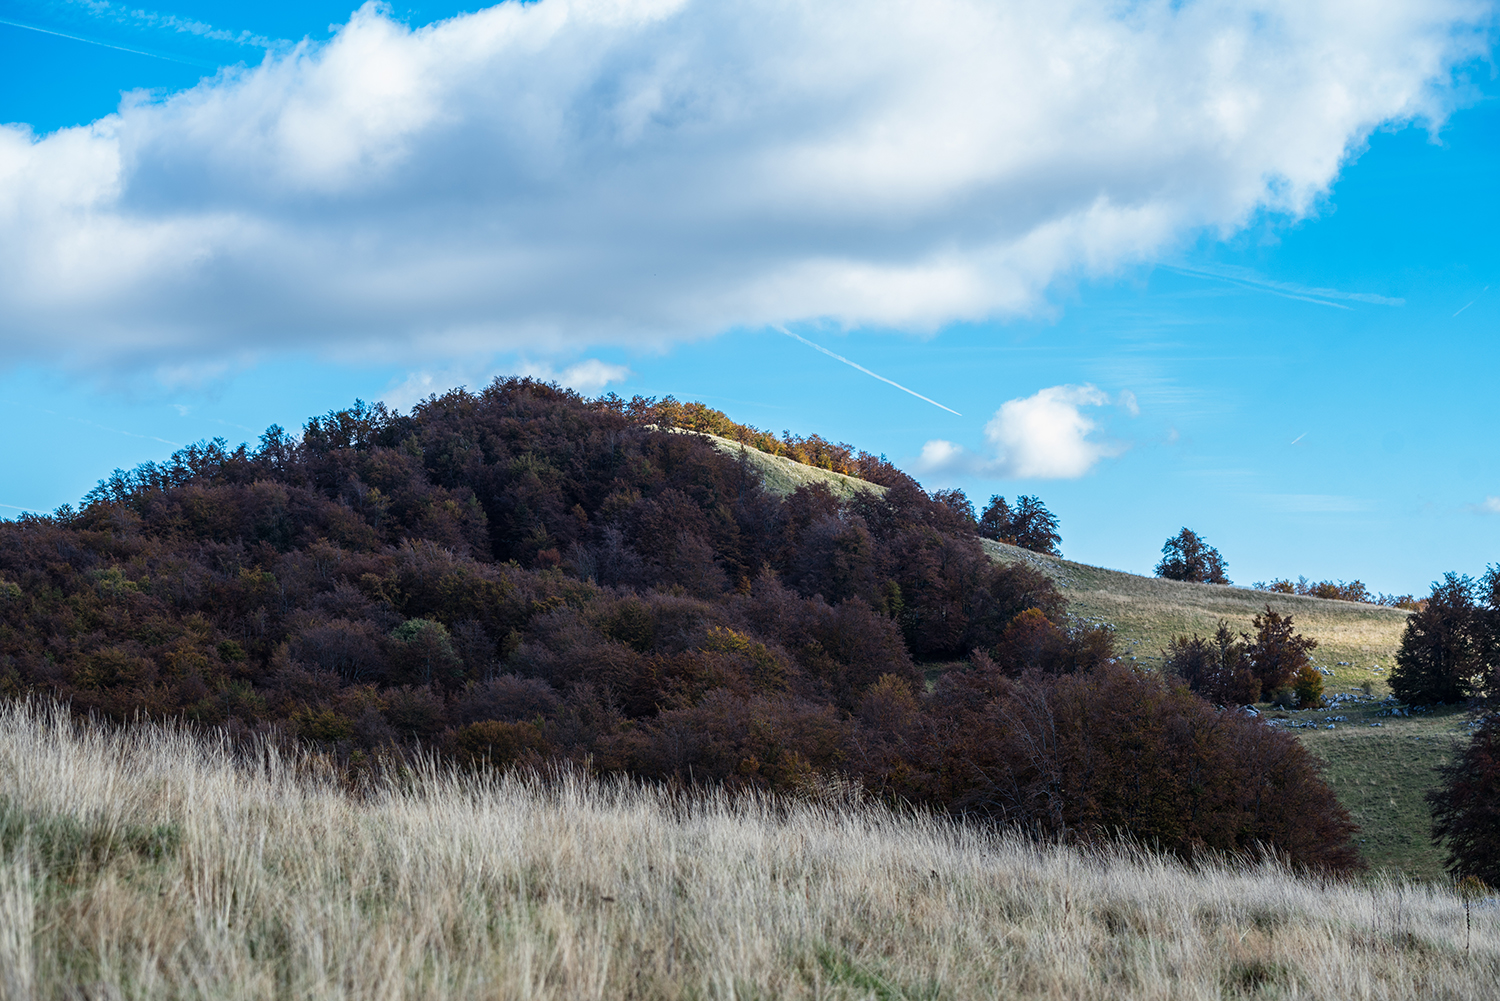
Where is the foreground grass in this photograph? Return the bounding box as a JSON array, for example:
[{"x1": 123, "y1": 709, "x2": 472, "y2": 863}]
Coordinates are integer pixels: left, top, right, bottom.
[{"x1": 2, "y1": 701, "x2": 1498, "y2": 999}]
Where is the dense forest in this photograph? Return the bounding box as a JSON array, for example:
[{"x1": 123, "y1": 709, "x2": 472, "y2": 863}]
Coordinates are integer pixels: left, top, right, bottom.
[{"x1": 0, "y1": 378, "x2": 1358, "y2": 870}]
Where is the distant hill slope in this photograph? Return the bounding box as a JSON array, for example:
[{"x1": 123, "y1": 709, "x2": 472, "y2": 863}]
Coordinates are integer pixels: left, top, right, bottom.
[{"x1": 977, "y1": 539, "x2": 1410, "y2": 682}]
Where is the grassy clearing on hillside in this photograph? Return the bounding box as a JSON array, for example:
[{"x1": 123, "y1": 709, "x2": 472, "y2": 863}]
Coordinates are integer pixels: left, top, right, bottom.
[
  {"x1": 1301, "y1": 720, "x2": 1466, "y2": 883},
  {"x1": 3, "y1": 700, "x2": 1498, "y2": 1000},
  {"x1": 689, "y1": 429, "x2": 886, "y2": 502}
]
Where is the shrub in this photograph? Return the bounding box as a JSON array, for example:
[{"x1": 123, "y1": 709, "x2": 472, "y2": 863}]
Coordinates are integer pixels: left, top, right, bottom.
[
  {"x1": 946, "y1": 663, "x2": 1360, "y2": 871},
  {"x1": 449, "y1": 719, "x2": 550, "y2": 770},
  {"x1": 1245, "y1": 607, "x2": 1317, "y2": 700},
  {"x1": 1292, "y1": 663, "x2": 1325, "y2": 709}
]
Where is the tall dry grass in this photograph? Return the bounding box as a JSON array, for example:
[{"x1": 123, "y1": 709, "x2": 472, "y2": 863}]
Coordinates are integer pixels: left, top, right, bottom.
[{"x1": 1, "y1": 698, "x2": 1496, "y2": 1000}]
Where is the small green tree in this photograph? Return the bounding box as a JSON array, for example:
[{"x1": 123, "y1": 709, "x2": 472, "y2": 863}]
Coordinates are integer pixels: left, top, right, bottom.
[
  {"x1": 978, "y1": 495, "x2": 1061, "y2": 555},
  {"x1": 1155, "y1": 528, "x2": 1229, "y2": 584},
  {"x1": 390, "y1": 618, "x2": 463, "y2": 687},
  {"x1": 1390, "y1": 574, "x2": 1483, "y2": 705}
]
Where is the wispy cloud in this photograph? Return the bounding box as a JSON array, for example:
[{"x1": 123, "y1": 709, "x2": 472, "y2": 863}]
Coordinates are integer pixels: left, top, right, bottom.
[
  {"x1": 1162, "y1": 264, "x2": 1405, "y2": 310},
  {"x1": 66, "y1": 0, "x2": 287, "y2": 50},
  {"x1": 915, "y1": 384, "x2": 1129, "y2": 480},
  {"x1": 1470, "y1": 496, "x2": 1500, "y2": 515},
  {"x1": 1260, "y1": 494, "x2": 1376, "y2": 514}
]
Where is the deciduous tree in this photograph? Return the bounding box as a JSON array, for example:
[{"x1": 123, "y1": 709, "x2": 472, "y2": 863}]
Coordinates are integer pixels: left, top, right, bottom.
[
  {"x1": 978, "y1": 495, "x2": 1061, "y2": 555},
  {"x1": 1155, "y1": 528, "x2": 1229, "y2": 584},
  {"x1": 1245, "y1": 606, "x2": 1317, "y2": 700}
]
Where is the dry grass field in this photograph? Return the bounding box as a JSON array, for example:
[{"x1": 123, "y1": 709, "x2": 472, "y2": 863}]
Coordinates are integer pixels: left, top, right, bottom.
[
  {"x1": 979, "y1": 540, "x2": 1410, "y2": 681},
  {"x1": 2, "y1": 699, "x2": 1498, "y2": 1001}
]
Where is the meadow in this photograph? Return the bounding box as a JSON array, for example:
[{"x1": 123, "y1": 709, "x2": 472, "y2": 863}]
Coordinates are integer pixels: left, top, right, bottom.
[{"x1": 2, "y1": 698, "x2": 1497, "y2": 1001}]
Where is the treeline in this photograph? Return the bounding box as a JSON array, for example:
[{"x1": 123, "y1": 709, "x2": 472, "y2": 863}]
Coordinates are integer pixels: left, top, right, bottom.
[
  {"x1": 1254, "y1": 576, "x2": 1420, "y2": 610},
  {"x1": 0, "y1": 379, "x2": 1357, "y2": 870},
  {"x1": 596, "y1": 393, "x2": 893, "y2": 481}
]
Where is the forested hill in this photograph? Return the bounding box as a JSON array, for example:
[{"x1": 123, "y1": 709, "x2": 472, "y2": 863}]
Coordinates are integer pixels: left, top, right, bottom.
[{"x1": 0, "y1": 378, "x2": 1359, "y2": 871}]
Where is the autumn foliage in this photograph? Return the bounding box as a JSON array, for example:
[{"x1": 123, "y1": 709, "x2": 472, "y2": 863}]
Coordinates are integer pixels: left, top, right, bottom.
[{"x1": 0, "y1": 378, "x2": 1359, "y2": 870}]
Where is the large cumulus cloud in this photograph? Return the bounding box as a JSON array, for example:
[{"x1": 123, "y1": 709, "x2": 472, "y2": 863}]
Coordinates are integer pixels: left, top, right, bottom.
[{"x1": 0, "y1": 0, "x2": 1492, "y2": 368}]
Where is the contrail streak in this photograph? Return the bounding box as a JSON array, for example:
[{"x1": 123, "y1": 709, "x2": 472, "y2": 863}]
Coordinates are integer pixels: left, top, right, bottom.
[
  {"x1": 1290, "y1": 432, "x2": 1306, "y2": 445},
  {"x1": 1453, "y1": 286, "x2": 1488, "y2": 317},
  {"x1": 777, "y1": 326, "x2": 961, "y2": 416},
  {"x1": 0, "y1": 16, "x2": 212, "y2": 66}
]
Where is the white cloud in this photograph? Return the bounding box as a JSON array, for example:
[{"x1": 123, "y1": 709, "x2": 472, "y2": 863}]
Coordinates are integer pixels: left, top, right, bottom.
[
  {"x1": 0, "y1": 0, "x2": 1492, "y2": 369},
  {"x1": 382, "y1": 357, "x2": 630, "y2": 410},
  {"x1": 916, "y1": 384, "x2": 1125, "y2": 480},
  {"x1": 1475, "y1": 496, "x2": 1500, "y2": 514}
]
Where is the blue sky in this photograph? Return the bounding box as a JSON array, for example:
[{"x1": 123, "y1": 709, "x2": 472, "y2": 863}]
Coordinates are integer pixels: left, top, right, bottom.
[{"x1": 1, "y1": 0, "x2": 1497, "y2": 595}]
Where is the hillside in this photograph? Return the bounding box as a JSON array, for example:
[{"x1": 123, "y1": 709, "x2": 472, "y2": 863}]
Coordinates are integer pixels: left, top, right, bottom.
[
  {"x1": 729, "y1": 454, "x2": 1462, "y2": 881},
  {"x1": 3, "y1": 700, "x2": 1495, "y2": 1000},
  {"x1": 0, "y1": 381, "x2": 1367, "y2": 876},
  {"x1": 974, "y1": 542, "x2": 1469, "y2": 881},
  {"x1": 977, "y1": 539, "x2": 1409, "y2": 680}
]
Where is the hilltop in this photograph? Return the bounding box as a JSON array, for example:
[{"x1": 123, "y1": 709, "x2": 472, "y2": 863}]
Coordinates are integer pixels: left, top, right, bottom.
[
  {"x1": 0, "y1": 379, "x2": 1364, "y2": 876},
  {"x1": 669, "y1": 427, "x2": 886, "y2": 503}
]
